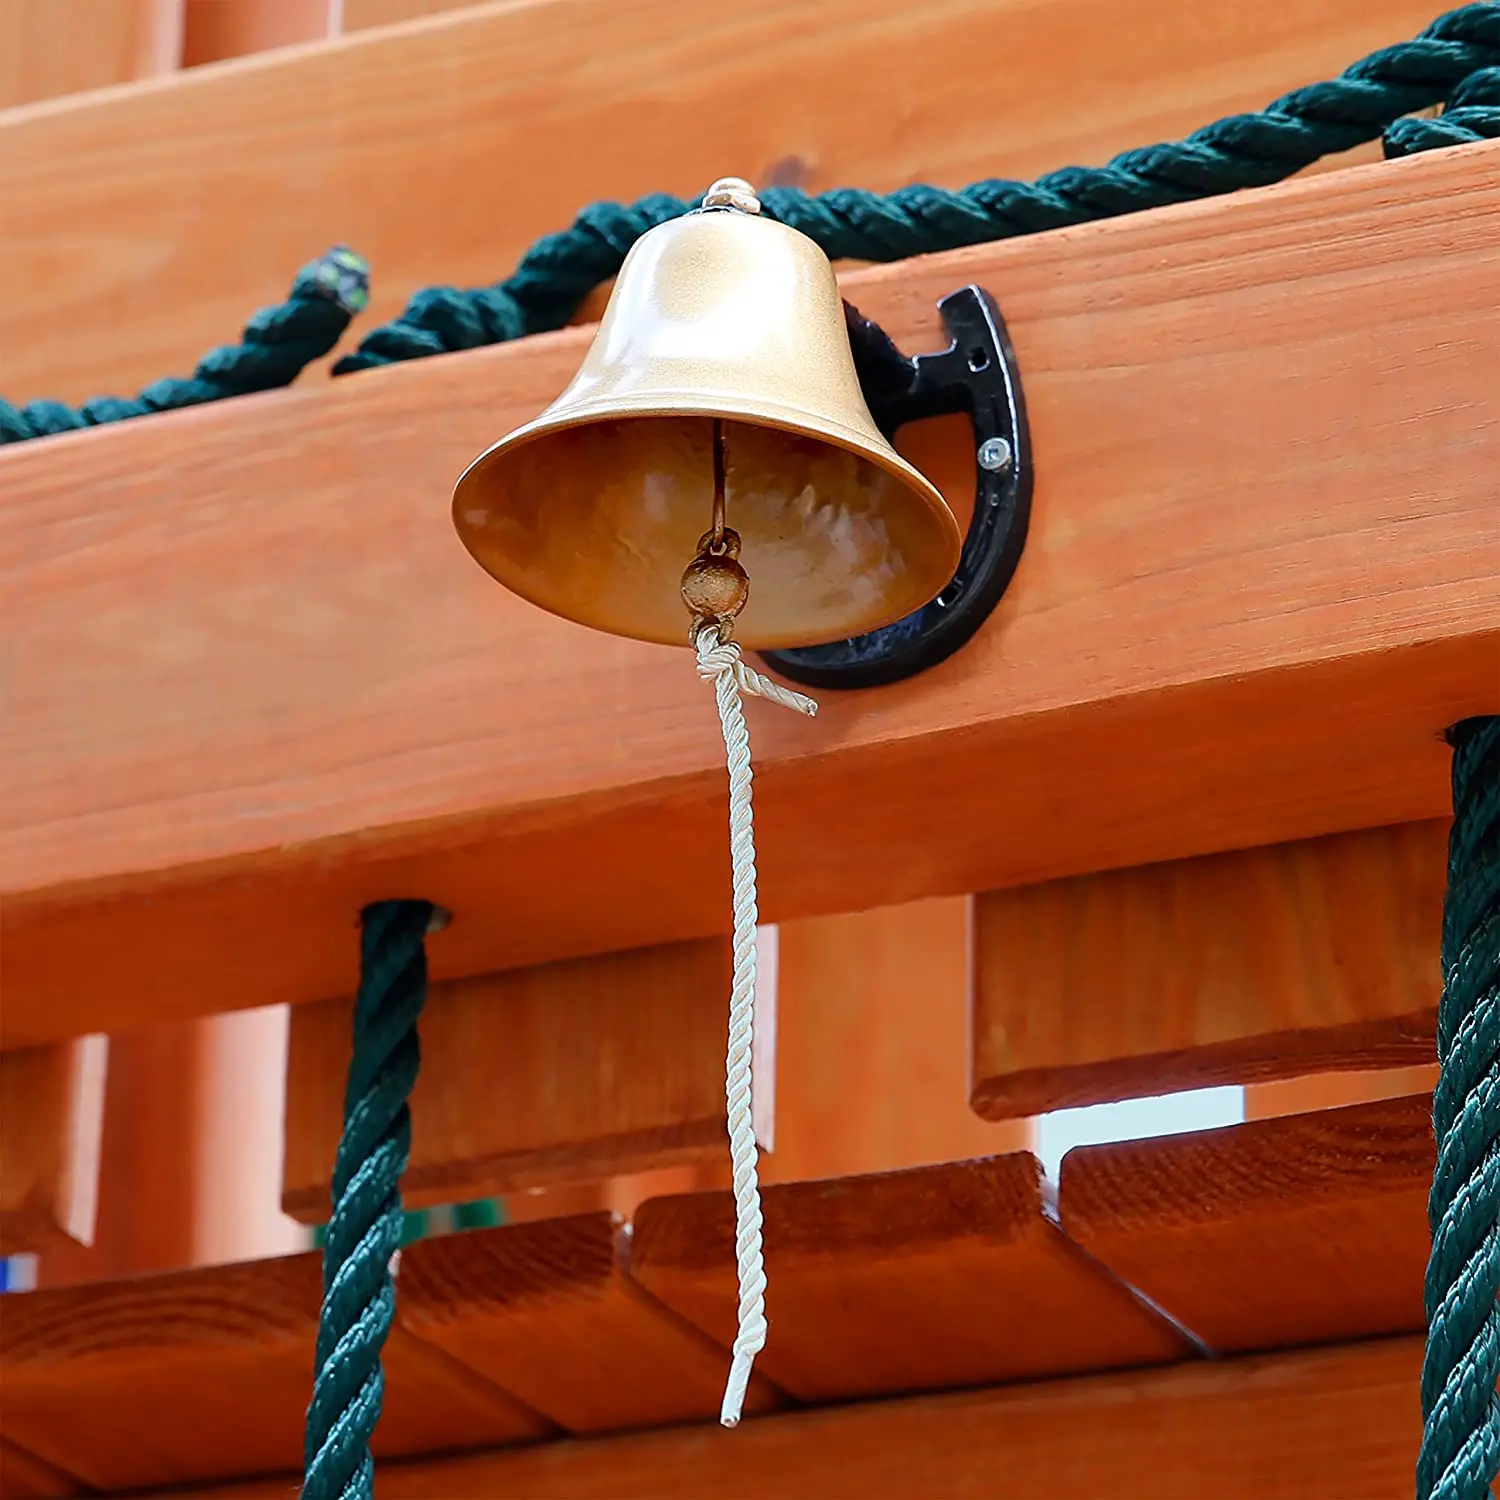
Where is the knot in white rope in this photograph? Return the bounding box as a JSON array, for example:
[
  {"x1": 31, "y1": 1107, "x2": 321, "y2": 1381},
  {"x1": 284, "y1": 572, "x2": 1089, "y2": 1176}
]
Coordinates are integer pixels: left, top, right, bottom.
[{"x1": 692, "y1": 624, "x2": 815, "y2": 1427}]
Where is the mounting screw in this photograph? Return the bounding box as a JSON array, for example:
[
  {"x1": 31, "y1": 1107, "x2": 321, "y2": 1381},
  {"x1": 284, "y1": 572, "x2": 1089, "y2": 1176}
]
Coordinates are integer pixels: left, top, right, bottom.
[{"x1": 977, "y1": 436, "x2": 1012, "y2": 473}]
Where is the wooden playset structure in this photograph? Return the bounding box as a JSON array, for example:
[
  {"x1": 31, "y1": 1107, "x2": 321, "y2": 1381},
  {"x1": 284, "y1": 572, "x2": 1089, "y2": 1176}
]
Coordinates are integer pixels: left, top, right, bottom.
[{"x1": 1, "y1": 1, "x2": 1497, "y2": 1496}]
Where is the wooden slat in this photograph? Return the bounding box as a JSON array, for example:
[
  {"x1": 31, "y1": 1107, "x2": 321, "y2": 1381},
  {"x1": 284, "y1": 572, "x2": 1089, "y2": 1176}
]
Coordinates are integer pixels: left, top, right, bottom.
[
  {"x1": 283, "y1": 940, "x2": 742, "y2": 1220},
  {"x1": 342, "y1": 0, "x2": 474, "y2": 27},
  {"x1": 1060, "y1": 1094, "x2": 1433, "y2": 1352},
  {"x1": 4, "y1": 143, "x2": 1496, "y2": 1049},
  {"x1": 0, "y1": 0, "x2": 1449, "y2": 404},
  {"x1": 0, "y1": 0, "x2": 180, "y2": 109},
  {"x1": 630, "y1": 1155, "x2": 1186, "y2": 1401},
  {"x1": 0, "y1": 1039, "x2": 106, "y2": 1253},
  {"x1": 398, "y1": 1212, "x2": 782, "y2": 1431},
  {"x1": 0, "y1": 1249, "x2": 548, "y2": 1491},
  {"x1": 163, "y1": 1336, "x2": 1428, "y2": 1500},
  {"x1": 181, "y1": 0, "x2": 334, "y2": 65},
  {"x1": 765, "y1": 899, "x2": 1031, "y2": 1185},
  {"x1": 1246, "y1": 1062, "x2": 1438, "y2": 1118},
  {"x1": 0, "y1": 1439, "x2": 81, "y2": 1500},
  {"x1": 971, "y1": 822, "x2": 1445, "y2": 1118}
]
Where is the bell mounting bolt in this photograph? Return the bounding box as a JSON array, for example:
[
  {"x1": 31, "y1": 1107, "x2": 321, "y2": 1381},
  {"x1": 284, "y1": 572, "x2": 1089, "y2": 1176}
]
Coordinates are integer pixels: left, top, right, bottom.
[{"x1": 761, "y1": 285, "x2": 1032, "y2": 691}]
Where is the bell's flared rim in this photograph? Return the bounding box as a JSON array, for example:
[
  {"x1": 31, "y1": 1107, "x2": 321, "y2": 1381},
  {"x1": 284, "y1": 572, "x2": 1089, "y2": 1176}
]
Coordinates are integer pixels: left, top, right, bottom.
[{"x1": 452, "y1": 395, "x2": 962, "y2": 649}]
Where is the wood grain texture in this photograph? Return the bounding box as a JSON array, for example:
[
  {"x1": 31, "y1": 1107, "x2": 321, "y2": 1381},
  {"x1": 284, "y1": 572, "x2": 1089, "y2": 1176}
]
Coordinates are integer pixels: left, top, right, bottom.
[
  {"x1": 169, "y1": 1336, "x2": 1426, "y2": 1500},
  {"x1": 399, "y1": 1212, "x2": 781, "y2": 1431},
  {"x1": 0, "y1": 1439, "x2": 81, "y2": 1499},
  {"x1": 284, "y1": 940, "x2": 736, "y2": 1219},
  {"x1": 1060, "y1": 1094, "x2": 1434, "y2": 1352},
  {"x1": 4, "y1": 143, "x2": 1499, "y2": 1048},
  {"x1": 0, "y1": 0, "x2": 180, "y2": 108},
  {"x1": 0, "y1": 1039, "x2": 106, "y2": 1253},
  {"x1": 342, "y1": 0, "x2": 474, "y2": 26},
  {"x1": 181, "y1": 0, "x2": 334, "y2": 65},
  {"x1": 972, "y1": 822, "x2": 1447, "y2": 1118},
  {"x1": 764, "y1": 899, "x2": 1031, "y2": 1185},
  {"x1": 0, "y1": 1249, "x2": 547, "y2": 1490},
  {"x1": 1246, "y1": 1062, "x2": 1439, "y2": 1119},
  {"x1": 630, "y1": 1155, "x2": 1186, "y2": 1402},
  {"x1": 0, "y1": 0, "x2": 1446, "y2": 403}
]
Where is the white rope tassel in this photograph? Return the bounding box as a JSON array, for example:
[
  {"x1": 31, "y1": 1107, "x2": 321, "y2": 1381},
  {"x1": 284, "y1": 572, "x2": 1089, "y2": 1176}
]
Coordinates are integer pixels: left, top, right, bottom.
[{"x1": 694, "y1": 625, "x2": 816, "y2": 1427}]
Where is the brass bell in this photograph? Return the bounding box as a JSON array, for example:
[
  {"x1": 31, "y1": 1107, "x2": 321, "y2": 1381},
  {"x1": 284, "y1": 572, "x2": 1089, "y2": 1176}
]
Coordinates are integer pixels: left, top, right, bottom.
[{"x1": 452, "y1": 179, "x2": 960, "y2": 650}]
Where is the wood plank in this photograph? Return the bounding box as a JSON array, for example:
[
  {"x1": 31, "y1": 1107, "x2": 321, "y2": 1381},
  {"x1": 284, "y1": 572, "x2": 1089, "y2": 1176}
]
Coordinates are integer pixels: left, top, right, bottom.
[
  {"x1": 0, "y1": 0, "x2": 180, "y2": 109},
  {"x1": 4, "y1": 143, "x2": 1499, "y2": 1048},
  {"x1": 283, "y1": 940, "x2": 741, "y2": 1220},
  {"x1": 181, "y1": 0, "x2": 334, "y2": 65},
  {"x1": 971, "y1": 822, "x2": 1446, "y2": 1118},
  {"x1": 765, "y1": 899, "x2": 1031, "y2": 1185},
  {"x1": 1060, "y1": 1094, "x2": 1433, "y2": 1352},
  {"x1": 342, "y1": 0, "x2": 475, "y2": 27},
  {"x1": 630, "y1": 1154, "x2": 1186, "y2": 1402},
  {"x1": 0, "y1": 1039, "x2": 106, "y2": 1253},
  {"x1": 163, "y1": 1336, "x2": 1427, "y2": 1500},
  {"x1": 0, "y1": 1249, "x2": 548, "y2": 1490},
  {"x1": 1246, "y1": 1062, "x2": 1438, "y2": 1118},
  {"x1": 398, "y1": 1211, "x2": 782, "y2": 1431},
  {"x1": 0, "y1": 1439, "x2": 82, "y2": 1500},
  {"x1": 0, "y1": 0, "x2": 1450, "y2": 404}
]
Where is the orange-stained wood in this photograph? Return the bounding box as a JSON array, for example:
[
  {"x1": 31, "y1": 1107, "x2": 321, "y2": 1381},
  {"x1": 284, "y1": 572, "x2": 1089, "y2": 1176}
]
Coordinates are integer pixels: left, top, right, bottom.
[
  {"x1": 0, "y1": 1249, "x2": 548, "y2": 1491},
  {"x1": 0, "y1": 1439, "x2": 81, "y2": 1500},
  {"x1": 398, "y1": 1212, "x2": 781, "y2": 1431},
  {"x1": 1246, "y1": 1063, "x2": 1439, "y2": 1119},
  {"x1": 630, "y1": 1155, "x2": 1186, "y2": 1402},
  {"x1": 341, "y1": 0, "x2": 474, "y2": 25},
  {"x1": 165, "y1": 1336, "x2": 1426, "y2": 1500},
  {"x1": 0, "y1": 0, "x2": 180, "y2": 108},
  {"x1": 1060, "y1": 1094, "x2": 1434, "y2": 1353},
  {"x1": 283, "y1": 940, "x2": 741, "y2": 1219},
  {"x1": 765, "y1": 899, "x2": 1031, "y2": 1185},
  {"x1": 4, "y1": 143, "x2": 1499, "y2": 1048},
  {"x1": 971, "y1": 822, "x2": 1446, "y2": 1118},
  {"x1": 181, "y1": 0, "x2": 333, "y2": 65},
  {"x1": 35, "y1": 1022, "x2": 202, "y2": 1286},
  {"x1": 0, "y1": 1039, "x2": 106, "y2": 1254},
  {"x1": 0, "y1": 0, "x2": 1447, "y2": 403}
]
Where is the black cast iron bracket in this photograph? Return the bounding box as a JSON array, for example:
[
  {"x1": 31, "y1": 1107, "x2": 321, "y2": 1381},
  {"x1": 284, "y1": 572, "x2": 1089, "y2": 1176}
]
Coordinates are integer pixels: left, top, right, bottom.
[{"x1": 760, "y1": 285, "x2": 1031, "y2": 690}]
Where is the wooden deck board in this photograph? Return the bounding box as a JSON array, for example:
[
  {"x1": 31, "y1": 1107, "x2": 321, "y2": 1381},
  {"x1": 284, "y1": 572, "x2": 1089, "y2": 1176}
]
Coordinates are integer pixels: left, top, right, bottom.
[
  {"x1": 284, "y1": 940, "x2": 739, "y2": 1218},
  {"x1": 972, "y1": 822, "x2": 1445, "y2": 1117},
  {"x1": 1060, "y1": 1094, "x2": 1434, "y2": 1352},
  {"x1": 398, "y1": 1213, "x2": 783, "y2": 1432},
  {"x1": 4, "y1": 143, "x2": 1497, "y2": 1047},
  {"x1": 145, "y1": 1336, "x2": 1428, "y2": 1500},
  {"x1": 630, "y1": 1155, "x2": 1187, "y2": 1402}
]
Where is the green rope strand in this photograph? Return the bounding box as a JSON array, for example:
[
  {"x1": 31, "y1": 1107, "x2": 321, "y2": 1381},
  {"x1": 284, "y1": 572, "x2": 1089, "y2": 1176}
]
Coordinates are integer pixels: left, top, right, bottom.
[
  {"x1": 1420, "y1": 717, "x2": 1500, "y2": 1500},
  {"x1": 0, "y1": 247, "x2": 368, "y2": 444},
  {"x1": 301, "y1": 900, "x2": 435, "y2": 1500}
]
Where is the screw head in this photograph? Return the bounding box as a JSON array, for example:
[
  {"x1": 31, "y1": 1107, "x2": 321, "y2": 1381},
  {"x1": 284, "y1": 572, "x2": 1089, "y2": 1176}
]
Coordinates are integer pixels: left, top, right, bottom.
[{"x1": 977, "y1": 436, "x2": 1013, "y2": 473}]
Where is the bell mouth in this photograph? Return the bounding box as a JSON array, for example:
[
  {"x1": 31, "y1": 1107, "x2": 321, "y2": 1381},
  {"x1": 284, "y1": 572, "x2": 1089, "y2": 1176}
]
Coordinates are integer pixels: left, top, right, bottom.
[{"x1": 452, "y1": 407, "x2": 961, "y2": 651}]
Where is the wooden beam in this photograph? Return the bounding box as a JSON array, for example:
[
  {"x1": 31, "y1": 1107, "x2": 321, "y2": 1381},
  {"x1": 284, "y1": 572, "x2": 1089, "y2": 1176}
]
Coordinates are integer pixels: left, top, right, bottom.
[
  {"x1": 0, "y1": 1039, "x2": 106, "y2": 1254},
  {"x1": 0, "y1": 1248, "x2": 548, "y2": 1491},
  {"x1": 630, "y1": 1155, "x2": 1186, "y2": 1401},
  {"x1": 971, "y1": 822, "x2": 1445, "y2": 1118},
  {"x1": 0, "y1": 0, "x2": 180, "y2": 109},
  {"x1": 398, "y1": 1212, "x2": 783, "y2": 1430},
  {"x1": 4, "y1": 143, "x2": 1498, "y2": 1048},
  {"x1": 1060, "y1": 1094, "x2": 1432, "y2": 1352},
  {"x1": 1247, "y1": 1062, "x2": 1438, "y2": 1118},
  {"x1": 142, "y1": 1336, "x2": 1428, "y2": 1500},
  {"x1": 0, "y1": 0, "x2": 1449, "y2": 404},
  {"x1": 283, "y1": 940, "x2": 747, "y2": 1219},
  {"x1": 764, "y1": 900, "x2": 1032, "y2": 1186}
]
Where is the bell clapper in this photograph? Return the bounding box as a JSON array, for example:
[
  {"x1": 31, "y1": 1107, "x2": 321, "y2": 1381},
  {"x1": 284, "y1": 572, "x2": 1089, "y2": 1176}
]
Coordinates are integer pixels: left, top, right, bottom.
[{"x1": 682, "y1": 429, "x2": 816, "y2": 1429}]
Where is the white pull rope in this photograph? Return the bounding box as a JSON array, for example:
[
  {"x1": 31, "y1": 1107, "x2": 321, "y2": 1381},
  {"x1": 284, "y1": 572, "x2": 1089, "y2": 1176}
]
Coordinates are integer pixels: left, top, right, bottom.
[{"x1": 694, "y1": 625, "x2": 816, "y2": 1426}]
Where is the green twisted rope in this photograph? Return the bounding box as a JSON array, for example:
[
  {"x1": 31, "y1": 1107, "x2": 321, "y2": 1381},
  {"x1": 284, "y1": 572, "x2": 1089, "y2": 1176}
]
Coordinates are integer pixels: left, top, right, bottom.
[
  {"x1": 0, "y1": 247, "x2": 368, "y2": 444},
  {"x1": 1, "y1": 6, "x2": 1494, "y2": 442},
  {"x1": 302, "y1": 899, "x2": 434, "y2": 1500},
  {"x1": 1420, "y1": 717, "x2": 1500, "y2": 1500}
]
